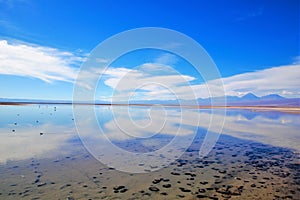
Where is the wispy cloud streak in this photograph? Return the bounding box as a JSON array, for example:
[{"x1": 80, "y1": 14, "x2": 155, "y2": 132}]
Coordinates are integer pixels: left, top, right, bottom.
[{"x1": 0, "y1": 40, "x2": 83, "y2": 83}]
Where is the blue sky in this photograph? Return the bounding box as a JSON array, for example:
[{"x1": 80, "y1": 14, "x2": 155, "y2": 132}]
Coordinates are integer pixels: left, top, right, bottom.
[{"x1": 0, "y1": 0, "x2": 299, "y2": 100}]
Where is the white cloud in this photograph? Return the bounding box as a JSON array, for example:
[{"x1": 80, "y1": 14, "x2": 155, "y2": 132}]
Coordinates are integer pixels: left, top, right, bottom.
[
  {"x1": 100, "y1": 63, "x2": 197, "y2": 101},
  {"x1": 293, "y1": 56, "x2": 300, "y2": 64},
  {"x1": 155, "y1": 53, "x2": 178, "y2": 65},
  {"x1": 216, "y1": 64, "x2": 300, "y2": 98},
  {"x1": 95, "y1": 57, "x2": 109, "y2": 63},
  {"x1": 0, "y1": 123, "x2": 76, "y2": 163},
  {"x1": 100, "y1": 63, "x2": 300, "y2": 101},
  {"x1": 0, "y1": 40, "x2": 83, "y2": 83}
]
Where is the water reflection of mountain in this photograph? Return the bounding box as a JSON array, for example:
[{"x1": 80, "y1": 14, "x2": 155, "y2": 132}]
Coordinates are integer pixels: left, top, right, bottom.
[{"x1": 200, "y1": 108, "x2": 285, "y2": 120}]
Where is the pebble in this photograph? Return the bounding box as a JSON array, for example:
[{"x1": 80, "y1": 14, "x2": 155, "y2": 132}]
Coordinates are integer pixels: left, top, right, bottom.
[
  {"x1": 149, "y1": 186, "x2": 159, "y2": 192},
  {"x1": 162, "y1": 184, "x2": 171, "y2": 188},
  {"x1": 200, "y1": 181, "x2": 208, "y2": 185},
  {"x1": 179, "y1": 187, "x2": 191, "y2": 192},
  {"x1": 152, "y1": 178, "x2": 162, "y2": 184},
  {"x1": 113, "y1": 185, "x2": 128, "y2": 193},
  {"x1": 113, "y1": 185, "x2": 125, "y2": 190},
  {"x1": 197, "y1": 194, "x2": 208, "y2": 198},
  {"x1": 37, "y1": 183, "x2": 46, "y2": 187},
  {"x1": 33, "y1": 179, "x2": 40, "y2": 184},
  {"x1": 198, "y1": 189, "x2": 206, "y2": 193}
]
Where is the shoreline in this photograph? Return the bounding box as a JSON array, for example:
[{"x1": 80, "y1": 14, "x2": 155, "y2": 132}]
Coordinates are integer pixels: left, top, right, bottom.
[{"x1": 1, "y1": 101, "x2": 299, "y2": 114}]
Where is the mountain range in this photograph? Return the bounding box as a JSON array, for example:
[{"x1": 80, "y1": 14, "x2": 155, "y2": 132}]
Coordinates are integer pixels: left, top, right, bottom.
[
  {"x1": 127, "y1": 93, "x2": 299, "y2": 106},
  {"x1": 0, "y1": 93, "x2": 299, "y2": 106},
  {"x1": 197, "y1": 93, "x2": 299, "y2": 106}
]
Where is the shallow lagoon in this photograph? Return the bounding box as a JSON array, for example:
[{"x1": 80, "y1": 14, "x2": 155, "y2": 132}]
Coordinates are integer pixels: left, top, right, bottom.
[{"x1": 0, "y1": 105, "x2": 299, "y2": 199}]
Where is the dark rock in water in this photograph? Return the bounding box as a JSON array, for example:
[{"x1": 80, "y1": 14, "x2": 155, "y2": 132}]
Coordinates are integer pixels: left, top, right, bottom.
[
  {"x1": 290, "y1": 190, "x2": 296, "y2": 194},
  {"x1": 177, "y1": 159, "x2": 188, "y2": 165},
  {"x1": 200, "y1": 181, "x2": 209, "y2": 185},
  {"x1": 218, "y1": 170, "x2": 227, "y2": 174},
  {"x1": 12, "y1": 129, "x2": 15, "y2": 132},
  {"x1": 171, "y1": 172, "x2": 180, "y2": 176},
  {"x1": 33, "y1": 179, "x2": 40, "y2": 184},
  {"x1": 162, "y1": 184, "x2": 171, "y2": 188},
  {"x1": 176, "y1": 194, "x2": 185, "y2": 198},
  {"x1": 214, "y1": 179, "x2": 222, "y2": 184},
  {"x1": 211, "y1": 167, "x2": 219, "y2": 171},
  {"x1": 37, "y1": 182, "x2": 46, "y2": 187},
  {"x1": 230, "y1": 187, "x2": 242, "y2": 195},
  {"x1": 152, "y1": 178, "x2": 162, "y2": 184},
  {"x1": 142, "y1": 192, "x2": 151, "y2": 196},
  {"x1": 160, "y1": 192, "x2": 168, "y2": 195},
  {"x1": 217, "y1": 187, "x2": 230, "y2": 195},
  {"x1": 184, "y1": 172, "x2": 196, "y2": 177},
  {"x1": 60, "y1": 184, "x2": 71, "y2": 190},
  {"x1": 179, "y1": 187, "x2": 191, "y2": 192},
  {"x1": 221, "y1": 194, "x2": 231, "y2": 199},
  {"x1": 149, "y1": 186, "x2": 160, "y2": 192},
  {"x1": 162, "y1": 178, "x2": 170, "y2": 182},
  {"x1": 40, "y1": 132, "x2": 44, "y2": 136},
  {"x1": 119, "y1": 188, "x2": 127, "y2": 193},
  {"x1": 198, "y1": 189, "x2": 206, "y2": 193},
  {"x1": 250, "y1": 184, "x2": 256, "y2": 187},
  {"x1": 196, "y1": 194, "x2": 208, "y2": 198},
  {"x1": 113, "y1": 185, "x2": 125, "y2": 191}
]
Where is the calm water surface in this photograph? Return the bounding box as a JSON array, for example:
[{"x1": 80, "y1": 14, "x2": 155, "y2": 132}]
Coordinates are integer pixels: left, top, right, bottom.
[{"x1": 0, "y1": 105, "x2": 299, "y2": 199}]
